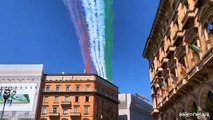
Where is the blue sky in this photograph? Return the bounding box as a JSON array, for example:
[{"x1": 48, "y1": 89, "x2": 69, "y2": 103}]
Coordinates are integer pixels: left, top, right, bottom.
[{"x1": 0, "y1": 0, "x2": 159, "y2": 101}]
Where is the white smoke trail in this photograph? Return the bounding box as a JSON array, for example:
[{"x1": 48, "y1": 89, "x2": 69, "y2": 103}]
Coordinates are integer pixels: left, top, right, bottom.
[
  {"x1": 95, "y1": 0, "x2": 106, "y2": 79},
  {"x1": 81, "y1": 0, "x2": 102, "y2": 77},
  {"x1": 93, "y1": 0, "x2": 106, "y2": 79},
  {"x1": 81, "y1": 0, "x2": 106, "y2": 79}
]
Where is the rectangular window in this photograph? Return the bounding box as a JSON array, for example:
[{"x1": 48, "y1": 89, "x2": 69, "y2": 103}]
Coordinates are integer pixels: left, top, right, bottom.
[
  {"x1": 75, "y1": 96, "x2": 79, "y2": 102},
  {"x1": 12, "y1": 111, "x2": 16, "y2": 117},
  {"x1": 66, "y1": 86, "x2": 70, "y2": 92},
  {"x1": 43, "y1": 96, "x2": 48, "y2": 102},
  {"x1": 54, "y1": 96, "x2": 59, "y2": 102},
  {"x1": 65, "y1": 96, "x2": 69, "y2": 101},
  {"x1": 74, "y1": 106, "x2": 79, "y2": 112},
  {"x1": 63, "y1": 107, "x2": 68, "y2": 115},
  {"x1": 85, "y1": 85, "x2": 90, "y2": 91},
  {"x1": 56, "y1": 86, "x2": 60, "y2": 92},
  {"x1": 75, "y1": 86, "x2": 80, "y2": 91},
  {"x1": 85, "y1": 96, "x2": 89, "y2": 102},
  {"x1": 53, "y1": 106, "x2": 58, "y2": 113},
  {"x1": 84, "y1": 106, "x2": 89, "y2": 114},
  {"x1": 42, "y1": 106, "x2": 48, "y2": 114},
  {"x1": 46, "y1": 86, "x2": 50, "y2": 92}
]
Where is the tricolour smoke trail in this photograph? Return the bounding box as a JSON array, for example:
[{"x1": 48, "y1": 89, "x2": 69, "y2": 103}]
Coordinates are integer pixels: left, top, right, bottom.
[
  {"x1": 63, "y1": 0, "x2": 93, "y2": 73},
  {"x1": 64, "y1": 0, "x2": 113, "y2": 81}
]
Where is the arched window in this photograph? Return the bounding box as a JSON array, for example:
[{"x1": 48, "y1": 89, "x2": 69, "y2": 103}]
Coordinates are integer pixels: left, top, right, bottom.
[
  {"x1": 181, "y1": 109, "x2": 186, "y2": 120},
  {"x1": 192, "y1": 102, "x2": 198, "y2": 120},
  {"x1": 170, "y1": 112, "x2": 176, "y2": 120},
  {"x1": 206, "y1": 92, "x2": 213, "y2": 119},
  {"x1": 207, "y1": 91, "x2": 213, "y2": 105}
]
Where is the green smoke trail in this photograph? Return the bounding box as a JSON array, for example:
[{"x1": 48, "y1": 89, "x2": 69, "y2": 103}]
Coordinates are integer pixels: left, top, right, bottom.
[{"x1": 104, "y1": 0, "x2": 113, "y2": 81}]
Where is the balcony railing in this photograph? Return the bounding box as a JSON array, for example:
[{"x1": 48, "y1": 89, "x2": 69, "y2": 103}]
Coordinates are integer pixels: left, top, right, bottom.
[
  {"x1": 49, "y1": 112, "x2": 60, "y2": 117},
  {"x1": 184, "y1": 27, "x2": 198, "y2": 44},
  {"x1": 161, "y1": 58, "x2": 169, "y2": 67},
  {"x1": 175, "y1": 45, "x2": 186, "y2": 58},
  {"x1": 61, "y1": 101, "x2": 71, "y2": 106},
  {"x1": 42, "y1": 102, "x2": 49, "y2": 105},
  {"x1": 62, "y1": 113, "x2": 69, "y2": 116},
  {"x1": 173, "y1": 31, "x2": 184, "y2": 43},
  {"x1": 70, "y1": 112, "x2": 81, "y2": 117},
  {"x1": 166, "y1": 46, "x2": 176, "y2": 54},
  {"x1": 182, "y1": 8, "x2": 197, "y2": 26},
  {"x1": 155, "y1": 67, "x2": 163, "y2": 76}
]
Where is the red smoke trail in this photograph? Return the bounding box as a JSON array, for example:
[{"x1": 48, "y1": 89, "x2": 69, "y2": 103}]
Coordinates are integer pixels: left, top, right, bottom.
[{"x1": 64, "y1": 0, "x2": 93, "y2": 73}]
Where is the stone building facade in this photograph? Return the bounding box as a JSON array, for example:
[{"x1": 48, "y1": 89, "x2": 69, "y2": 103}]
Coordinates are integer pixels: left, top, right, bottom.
[
  {"x1": 143, "y1": 0, "x2": 213, "y2": 119},
  {"x1": 0, "y1": 64, "x2": 44, "y2": 120},
  {"x1": 118, "y1": 93, "x2": 153, "y2": 120},
  {"x1": 40, "y1": 74, "x2": 119, "y2": 120}
]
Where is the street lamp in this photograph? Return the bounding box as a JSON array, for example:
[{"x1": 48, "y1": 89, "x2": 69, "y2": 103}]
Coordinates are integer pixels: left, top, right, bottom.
[{"x1": 0, "y1": 88, "x2": 16, "y2": 120}]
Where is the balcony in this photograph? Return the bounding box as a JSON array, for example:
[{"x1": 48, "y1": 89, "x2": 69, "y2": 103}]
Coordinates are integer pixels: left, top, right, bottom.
[
  {"x1": 42, "y1": 102, "x2": 49, "y2": 106},
  {"x1": 184, "y1": 27, "x2": 198, "y2": 44},
  {"x1": 61, "y1": 101, "x2": 71, "y2": 107},
  {"x1": 173, "y1": 31, "x2": 184, "y2": 43},
  {"x1": 41, "y1": 113, "x2": 48, "y2": 117},
  {"x1": 175, "y1": 45, "x2": 186, "y2": 58},
  {"x1": 166, "y1": 46, "x2": 176, "y2": 54},
  {"x1": 167, "y1": 59, "x2": 176, "y2": 69},
  {"x1": 70, "y1": 112, "x2": 81, "y2": 117},
  {"x1": 182, "y1": 8, "x2": 197, "y2": 26},
  {"x1": 155, "y1": 67, "x2": 163, "y2": 76},
  {"x1": 49, "y1": 112, "x2": 60, "y2": 117},
  {"x1": 53, "y1": 102, "x2": 59, "y2": 105},
  {"x1": 62, "y1": 113, "x2": 70, "y2": 117},
  {"x1": 161, "y1": 57, "x2": 169, "y2": 67},
  {"x1": 43, "y1": 90, "x2": 61, "y2": 93}
]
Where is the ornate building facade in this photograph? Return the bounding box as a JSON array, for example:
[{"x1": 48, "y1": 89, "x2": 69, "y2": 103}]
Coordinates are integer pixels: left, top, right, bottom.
[
  {"x1": 39, "y1": 74, "x2": 119, "y2": 120},
  {"x1": 143, "y1": 0, "x2": 213, "y2": 119}
]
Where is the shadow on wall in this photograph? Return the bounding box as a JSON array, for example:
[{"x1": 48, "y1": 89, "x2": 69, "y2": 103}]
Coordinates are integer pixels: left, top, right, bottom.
[{"x1": 119, "y1": 114, "x2": 128, "y2": 120}]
